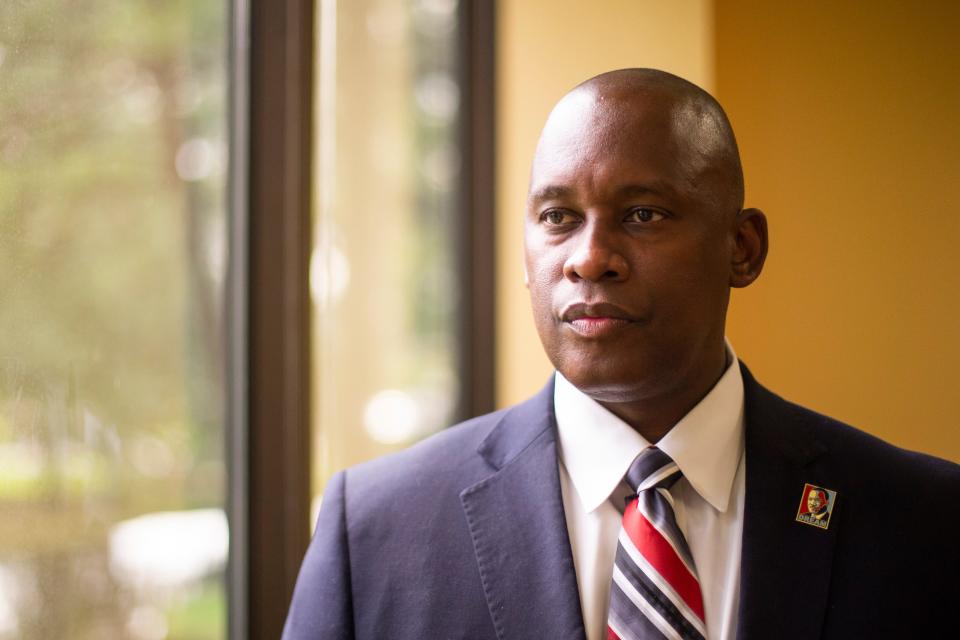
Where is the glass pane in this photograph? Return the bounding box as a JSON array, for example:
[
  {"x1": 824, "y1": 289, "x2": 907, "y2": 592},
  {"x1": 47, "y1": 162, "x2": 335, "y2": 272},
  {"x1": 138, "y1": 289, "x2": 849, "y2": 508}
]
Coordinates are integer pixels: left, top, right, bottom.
[
  {"x1": 0, "y1": 1, "x2": 228, "y2": 638},
  {"x1": 312, "y1": 0, "x2": 462, "y2": 502}
]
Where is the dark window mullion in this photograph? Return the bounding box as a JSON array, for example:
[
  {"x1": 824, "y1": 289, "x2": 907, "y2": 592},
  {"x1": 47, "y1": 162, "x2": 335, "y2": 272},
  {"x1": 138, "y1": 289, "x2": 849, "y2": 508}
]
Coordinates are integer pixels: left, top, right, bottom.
[
  {"x1": 245, "y1": 0, "x2": 314, "y2": 638},
  {"x1": 457, "y1": 0, "x2": 498, "y2": 421}
]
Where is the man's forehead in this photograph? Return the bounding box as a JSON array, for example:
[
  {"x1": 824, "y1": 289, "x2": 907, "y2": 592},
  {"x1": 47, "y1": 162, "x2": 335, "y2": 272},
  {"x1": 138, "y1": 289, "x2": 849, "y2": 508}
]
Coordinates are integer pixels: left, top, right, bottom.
[
  {"x1": 537, "y1": 86, "x2": 676, "y2": 146},
  {"x1": 529, "y1": 77, "x2": 743, "y2": 212},
  {"x1": 529, "y1": 92, "x2": 691, "y2": 198}
]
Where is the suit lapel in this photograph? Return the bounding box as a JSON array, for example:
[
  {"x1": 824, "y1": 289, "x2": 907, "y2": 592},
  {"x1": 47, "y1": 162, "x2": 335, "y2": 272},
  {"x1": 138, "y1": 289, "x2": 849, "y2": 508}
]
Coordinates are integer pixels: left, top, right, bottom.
[
  {"x1": 736, "y1": 365, "x2": 842, "y2": 640},
  {"x1": 460, "y1": 379, "x2": 587, "y2": 640}
]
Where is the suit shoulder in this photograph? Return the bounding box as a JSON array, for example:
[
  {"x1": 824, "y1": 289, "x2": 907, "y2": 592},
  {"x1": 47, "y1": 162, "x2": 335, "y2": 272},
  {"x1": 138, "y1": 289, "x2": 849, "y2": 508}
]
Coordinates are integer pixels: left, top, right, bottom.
[
  {"x1": 340, "y1": 407, "x2": 510, "y2": 508},
  {"x1": 803, "y1": 400, "x2": 956, "y2": 485},
  {"x1": 751, "y1": 378, "x2": 960, "y2": 492}
]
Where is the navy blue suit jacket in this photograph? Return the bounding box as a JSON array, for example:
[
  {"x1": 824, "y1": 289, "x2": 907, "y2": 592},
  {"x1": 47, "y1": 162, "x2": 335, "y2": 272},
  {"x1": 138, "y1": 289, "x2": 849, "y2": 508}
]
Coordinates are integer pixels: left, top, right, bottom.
[{"x1": 283, "y1": 365, "x2": 960, "y2": 639}]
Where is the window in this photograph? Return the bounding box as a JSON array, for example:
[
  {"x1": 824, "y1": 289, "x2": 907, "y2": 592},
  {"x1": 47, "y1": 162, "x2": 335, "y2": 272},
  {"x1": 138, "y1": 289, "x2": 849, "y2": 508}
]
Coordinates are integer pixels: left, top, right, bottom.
[
  {"x1": 0, "y1": 1, "x2": 493, "y2": 637},
  {"x1": 0, "y1": 2, "x2": 229, "y2": 637},
  {"x1": 312, "y1": 0, "x2": 467, "y2": 498}
]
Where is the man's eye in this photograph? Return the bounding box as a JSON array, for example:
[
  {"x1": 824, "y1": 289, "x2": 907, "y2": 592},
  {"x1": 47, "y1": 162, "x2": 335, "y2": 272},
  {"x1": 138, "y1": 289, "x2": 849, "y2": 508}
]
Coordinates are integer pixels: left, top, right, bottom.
[
  {"x1": 626, "y1": 208, "x2": 665, "y2": 223},
  {"x1": 541, "y1": 209, "x2": 576, "y2": 225}
]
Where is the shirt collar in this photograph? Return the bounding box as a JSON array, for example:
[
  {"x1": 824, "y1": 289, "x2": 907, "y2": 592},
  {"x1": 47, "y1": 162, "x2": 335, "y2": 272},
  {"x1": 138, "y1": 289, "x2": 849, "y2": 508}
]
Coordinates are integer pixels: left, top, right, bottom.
[{"x1": 554, "y1": 342, "x2": 745, "y2": 514}]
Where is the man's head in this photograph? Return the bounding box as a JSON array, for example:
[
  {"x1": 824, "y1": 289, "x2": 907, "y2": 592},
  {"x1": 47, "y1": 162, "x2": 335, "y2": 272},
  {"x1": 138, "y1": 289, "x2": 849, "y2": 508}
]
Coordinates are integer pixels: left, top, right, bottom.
[
  {"x1": 524, "y1": 69, "x2": 767, "y2": 425},
  {"x1": 807, "y1": 488, "x2": 826, "y2": 515}
]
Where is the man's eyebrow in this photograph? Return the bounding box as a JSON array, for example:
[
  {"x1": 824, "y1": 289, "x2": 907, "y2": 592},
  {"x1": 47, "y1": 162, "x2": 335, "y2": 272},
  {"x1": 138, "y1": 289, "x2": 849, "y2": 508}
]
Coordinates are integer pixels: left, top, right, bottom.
[
  {"x1": 528, "y1": 182, "x2": 673, "y2": 203},
  {"x1": 528, "y1": 181, "x2": 674, "y2": 202},
  {"x1": 527, "y1": 185, "x2": 571, "y2": 202}
]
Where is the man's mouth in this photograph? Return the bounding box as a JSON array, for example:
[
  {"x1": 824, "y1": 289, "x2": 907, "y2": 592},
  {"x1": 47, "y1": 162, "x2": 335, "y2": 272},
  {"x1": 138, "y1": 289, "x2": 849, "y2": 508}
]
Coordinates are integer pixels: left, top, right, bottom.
[{"x1": 560, "y1": 302, "x2": 640, "y2": 338}]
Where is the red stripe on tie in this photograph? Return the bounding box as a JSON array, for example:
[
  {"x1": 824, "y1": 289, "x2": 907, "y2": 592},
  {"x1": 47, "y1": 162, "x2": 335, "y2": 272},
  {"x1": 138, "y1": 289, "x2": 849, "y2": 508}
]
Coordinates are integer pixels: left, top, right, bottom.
[
  {"x1": 622, "y1": 497, "x2": 705, "y2": 621},
  {"x1": 606, "y1": 627, "x2": 621, "y2": 640}
]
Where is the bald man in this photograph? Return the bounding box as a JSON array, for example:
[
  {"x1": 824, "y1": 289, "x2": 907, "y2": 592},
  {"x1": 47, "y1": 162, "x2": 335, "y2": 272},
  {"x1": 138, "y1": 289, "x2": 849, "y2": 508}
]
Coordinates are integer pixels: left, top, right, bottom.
[{"x1": 284, "y1": 69, "x2": 960, "y2": 640}]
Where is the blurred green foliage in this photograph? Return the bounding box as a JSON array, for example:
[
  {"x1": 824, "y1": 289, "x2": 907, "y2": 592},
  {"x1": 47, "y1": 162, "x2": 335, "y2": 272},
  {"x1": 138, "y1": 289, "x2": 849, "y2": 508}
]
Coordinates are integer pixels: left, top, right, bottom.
[
  {"x1": 0, "y1": 0, "x2": 228, "y2": 638},
  {"x1": 167, "y1": 580, "x2": 226, "y2": 640}
]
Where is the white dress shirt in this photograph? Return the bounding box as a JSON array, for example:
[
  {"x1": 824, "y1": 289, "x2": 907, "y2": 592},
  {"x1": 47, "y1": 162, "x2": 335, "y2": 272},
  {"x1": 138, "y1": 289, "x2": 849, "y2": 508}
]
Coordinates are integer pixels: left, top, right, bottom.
[{"x1": 555, "y1": 347, "x2": 746, "y2": 640}]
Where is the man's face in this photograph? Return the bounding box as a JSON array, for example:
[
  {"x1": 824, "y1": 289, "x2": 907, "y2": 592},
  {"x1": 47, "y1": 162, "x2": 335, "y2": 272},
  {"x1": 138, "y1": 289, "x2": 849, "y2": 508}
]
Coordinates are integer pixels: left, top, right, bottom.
[
  {"x1": 524, "y1": 90, "x2": 737, "y2": 403},
  {"x1": 807, "y1": 490, "x2": 823, "y2": 514}
]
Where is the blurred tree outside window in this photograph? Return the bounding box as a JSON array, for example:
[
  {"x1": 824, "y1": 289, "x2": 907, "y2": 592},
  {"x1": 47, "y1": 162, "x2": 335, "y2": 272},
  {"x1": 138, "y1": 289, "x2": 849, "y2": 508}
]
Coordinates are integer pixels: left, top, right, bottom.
[{"x1": 0, "y1": 1, "x2": 228, "y2": 638}]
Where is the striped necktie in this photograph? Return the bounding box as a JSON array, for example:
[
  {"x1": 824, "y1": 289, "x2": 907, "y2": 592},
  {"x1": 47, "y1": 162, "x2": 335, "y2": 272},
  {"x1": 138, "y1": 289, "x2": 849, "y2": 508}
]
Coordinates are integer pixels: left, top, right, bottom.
[{"x1": 607, "y1": 447, "x2": 707, "y2": 640}]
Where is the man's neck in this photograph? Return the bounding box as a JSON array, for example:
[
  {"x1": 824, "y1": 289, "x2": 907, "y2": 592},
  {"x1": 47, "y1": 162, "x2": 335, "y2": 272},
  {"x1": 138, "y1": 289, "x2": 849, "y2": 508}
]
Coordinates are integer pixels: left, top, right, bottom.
[{"x1": 598, "y1": 348, "x2": 730, "y2": 443}]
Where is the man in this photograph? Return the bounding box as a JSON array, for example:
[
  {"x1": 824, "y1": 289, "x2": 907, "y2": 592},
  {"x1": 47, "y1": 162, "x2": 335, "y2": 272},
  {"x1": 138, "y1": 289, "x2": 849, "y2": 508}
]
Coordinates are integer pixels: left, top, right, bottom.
[
  {"x1": 807, "y1": 489, "x2": 824, "y2": 515},
  {"x1": 283, "y1": 69, "x2": 959, "y2": 639}
]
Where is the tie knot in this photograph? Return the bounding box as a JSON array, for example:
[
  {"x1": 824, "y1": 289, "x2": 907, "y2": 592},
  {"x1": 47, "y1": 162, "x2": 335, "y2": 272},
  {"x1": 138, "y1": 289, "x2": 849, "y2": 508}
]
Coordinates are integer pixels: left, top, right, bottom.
[{"x1": 624, "y1": 447, "x2": 682, "y2": 494}]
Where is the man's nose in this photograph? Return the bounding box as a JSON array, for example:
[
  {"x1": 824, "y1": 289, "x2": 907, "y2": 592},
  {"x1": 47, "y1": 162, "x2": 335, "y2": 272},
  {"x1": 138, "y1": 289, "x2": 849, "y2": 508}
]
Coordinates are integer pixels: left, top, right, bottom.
[{"x1": 562, "y1": 225, "x2": 629, "y2": 282}]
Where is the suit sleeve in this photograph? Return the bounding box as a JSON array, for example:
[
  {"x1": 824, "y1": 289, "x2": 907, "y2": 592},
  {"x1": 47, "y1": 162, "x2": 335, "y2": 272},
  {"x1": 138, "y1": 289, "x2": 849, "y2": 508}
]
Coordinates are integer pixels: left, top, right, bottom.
[{"x1": 282, "y1": 470, "x2": 355, "y2": 640}]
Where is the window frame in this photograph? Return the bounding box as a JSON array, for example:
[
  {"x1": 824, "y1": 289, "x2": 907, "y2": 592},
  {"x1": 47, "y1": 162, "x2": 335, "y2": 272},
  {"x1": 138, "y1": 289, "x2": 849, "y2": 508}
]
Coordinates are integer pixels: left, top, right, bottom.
[
  {"x1": 228, "y1": 0, "x2": 315, "y2": 638},
  {"x1": 228, "y1": 2, "x2": 497, "y2": 637}
]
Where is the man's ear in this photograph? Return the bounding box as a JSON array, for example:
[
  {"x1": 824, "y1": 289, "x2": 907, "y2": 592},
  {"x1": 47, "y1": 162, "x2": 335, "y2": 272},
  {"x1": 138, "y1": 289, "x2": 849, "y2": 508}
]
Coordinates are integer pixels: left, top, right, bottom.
[{"x1": 730, "y1": 208, "x2": 768, "y2": 288}]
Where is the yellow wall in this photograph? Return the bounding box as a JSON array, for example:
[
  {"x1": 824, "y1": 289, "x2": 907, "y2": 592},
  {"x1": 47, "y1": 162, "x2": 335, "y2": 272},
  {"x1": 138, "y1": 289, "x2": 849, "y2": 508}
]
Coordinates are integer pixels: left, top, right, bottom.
[
  {"x1": 496, "y1": 0, "x2": 714, "y2": 405},
  {"x1": 497, "y1": 1, "x2": 960, "y2": 461},
  {"x1": 716, "y1": 1, "x2": 960, "y2": 461}
]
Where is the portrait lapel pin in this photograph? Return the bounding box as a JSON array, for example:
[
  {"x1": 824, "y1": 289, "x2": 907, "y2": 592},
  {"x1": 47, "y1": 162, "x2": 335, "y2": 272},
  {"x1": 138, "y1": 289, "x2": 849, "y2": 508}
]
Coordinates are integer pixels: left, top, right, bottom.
[{"x1": 795, "y1": 483, "x2": 837, "y2": 530}]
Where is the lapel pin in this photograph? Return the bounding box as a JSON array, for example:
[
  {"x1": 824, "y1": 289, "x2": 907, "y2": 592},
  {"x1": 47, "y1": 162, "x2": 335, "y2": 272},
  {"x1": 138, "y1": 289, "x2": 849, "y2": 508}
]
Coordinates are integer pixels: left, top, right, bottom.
[{"x1": 795, "y1": 483, "x2": 837, "y2": 530}]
